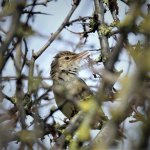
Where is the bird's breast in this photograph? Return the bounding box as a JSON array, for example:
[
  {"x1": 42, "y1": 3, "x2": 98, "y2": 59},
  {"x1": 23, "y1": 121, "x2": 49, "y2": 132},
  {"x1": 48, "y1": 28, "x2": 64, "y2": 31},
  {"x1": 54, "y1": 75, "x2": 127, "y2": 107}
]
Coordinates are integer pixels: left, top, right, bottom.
[{"x1": 53, "y1": 76, "x2": 81, "y2": 96}]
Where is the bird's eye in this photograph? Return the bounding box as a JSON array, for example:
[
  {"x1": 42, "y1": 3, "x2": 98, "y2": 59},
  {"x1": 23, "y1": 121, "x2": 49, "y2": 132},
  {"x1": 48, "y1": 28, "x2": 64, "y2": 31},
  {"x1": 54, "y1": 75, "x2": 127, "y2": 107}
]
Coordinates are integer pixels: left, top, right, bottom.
[{"x1": 65, "y1": 56, "x2": 70, "y2": 60}]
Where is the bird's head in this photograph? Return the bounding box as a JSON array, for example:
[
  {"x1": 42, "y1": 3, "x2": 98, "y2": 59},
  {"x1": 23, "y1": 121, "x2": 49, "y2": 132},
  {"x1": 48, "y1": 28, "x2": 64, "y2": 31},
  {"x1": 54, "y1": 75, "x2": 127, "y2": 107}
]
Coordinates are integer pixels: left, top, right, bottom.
[{"x1": 50, "y1": 51, "x2": 89, "y2": 80}]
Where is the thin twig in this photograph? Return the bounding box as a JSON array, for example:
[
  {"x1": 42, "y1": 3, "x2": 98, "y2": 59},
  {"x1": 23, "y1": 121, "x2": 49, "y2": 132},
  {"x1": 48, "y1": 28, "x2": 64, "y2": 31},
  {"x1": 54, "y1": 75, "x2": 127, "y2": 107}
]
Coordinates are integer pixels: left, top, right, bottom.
[
  {"x1": 21, "y1": 39, "x2": 29, "y2": 71},
  {"x1": 33, "y1": 1, "x2": 81, "y2": 59},
  {"x1": 0, "y1": 76, "x2": 51, "y2": 81}
]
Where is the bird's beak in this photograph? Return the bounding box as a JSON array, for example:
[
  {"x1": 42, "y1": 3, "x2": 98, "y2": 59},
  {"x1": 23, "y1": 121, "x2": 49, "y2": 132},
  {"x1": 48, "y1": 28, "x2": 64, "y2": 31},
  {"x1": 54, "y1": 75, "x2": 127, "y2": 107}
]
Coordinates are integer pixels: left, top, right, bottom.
[{"x1": 75, "y1": 51, "x2": 90, "y2": 60}]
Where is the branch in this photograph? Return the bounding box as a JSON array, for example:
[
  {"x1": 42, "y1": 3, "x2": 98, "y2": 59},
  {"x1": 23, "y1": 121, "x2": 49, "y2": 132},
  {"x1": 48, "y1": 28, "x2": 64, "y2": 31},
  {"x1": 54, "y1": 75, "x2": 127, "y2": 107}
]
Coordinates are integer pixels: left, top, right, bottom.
[
  {"x1": 33, "y1": 1, "x2": 81, "y2": 59},
  {"x1": 51, "y1": 112, "x2": 84, "y2": 150},
  {"x1": 28, "y1": 51, "x2": 35, "y2": 95},
  {"x1": 108, "y1": 0, "x2": 119, "y2": 21},
  {"x1": 94, "y1": 0, "x2": 110, "y2": 64},
  {"x1": 90, "y1": 0, "x2": 145, "y2": 148},
  {"x1": 119, "y1": 0, "x2": 130, "y2": 6},
  {"x1": 106, "y1": 34, "x2": 125, "y2": 71},
  {"x1": 67, "y1": 16, "x2": 92, "y2": 26},
  {"x1": 0, "y1": 91, "x2": 16, "y2": 105},
  {"x1": 21, "y1": 39, "x2": 29, "y2": 72},
  {"x1": 91, "y1": 120, "x2": 117, "y2": 149},
  {"x1": 23, "y1": 10, "x2": 51, "y2": 16},
  {"x1": 0, "y1": 2, "x2": 25, "y2": 74},
  {"x1": 16, "y1": 76, "x2": 27, "y2": 129}
]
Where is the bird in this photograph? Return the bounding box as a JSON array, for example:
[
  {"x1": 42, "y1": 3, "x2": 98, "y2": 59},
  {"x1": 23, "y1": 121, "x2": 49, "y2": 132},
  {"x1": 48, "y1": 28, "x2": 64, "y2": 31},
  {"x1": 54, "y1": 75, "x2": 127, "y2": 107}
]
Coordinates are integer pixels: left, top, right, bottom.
[{"x1": 50, "y1": 51, "x2": 93, "y2": 119}]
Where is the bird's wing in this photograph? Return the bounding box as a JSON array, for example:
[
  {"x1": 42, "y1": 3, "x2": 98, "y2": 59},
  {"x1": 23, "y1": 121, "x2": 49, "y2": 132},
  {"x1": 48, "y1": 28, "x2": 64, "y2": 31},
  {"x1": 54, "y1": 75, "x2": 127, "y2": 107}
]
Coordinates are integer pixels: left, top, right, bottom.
[{"x1": 76, "y1": 77, "x2": 93, "y2": 99}]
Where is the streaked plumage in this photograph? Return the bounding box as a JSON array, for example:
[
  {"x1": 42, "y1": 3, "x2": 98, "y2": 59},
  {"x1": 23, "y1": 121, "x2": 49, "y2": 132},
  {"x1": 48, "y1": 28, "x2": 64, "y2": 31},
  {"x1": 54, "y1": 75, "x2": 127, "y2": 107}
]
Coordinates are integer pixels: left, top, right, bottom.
[{"x1": 50, "y1": 51, "x2": 92, "y2": 118}]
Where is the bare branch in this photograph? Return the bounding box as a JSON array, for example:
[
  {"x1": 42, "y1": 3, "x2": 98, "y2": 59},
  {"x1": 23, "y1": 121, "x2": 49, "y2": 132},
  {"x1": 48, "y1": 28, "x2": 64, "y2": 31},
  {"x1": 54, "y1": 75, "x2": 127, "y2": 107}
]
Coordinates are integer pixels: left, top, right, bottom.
[
  {"x1": 33, "y1": 1, "x2": 81, "y2": 59},
  {"x1": 94, "y1": 0, "x2": 110, "y2": 64}
]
